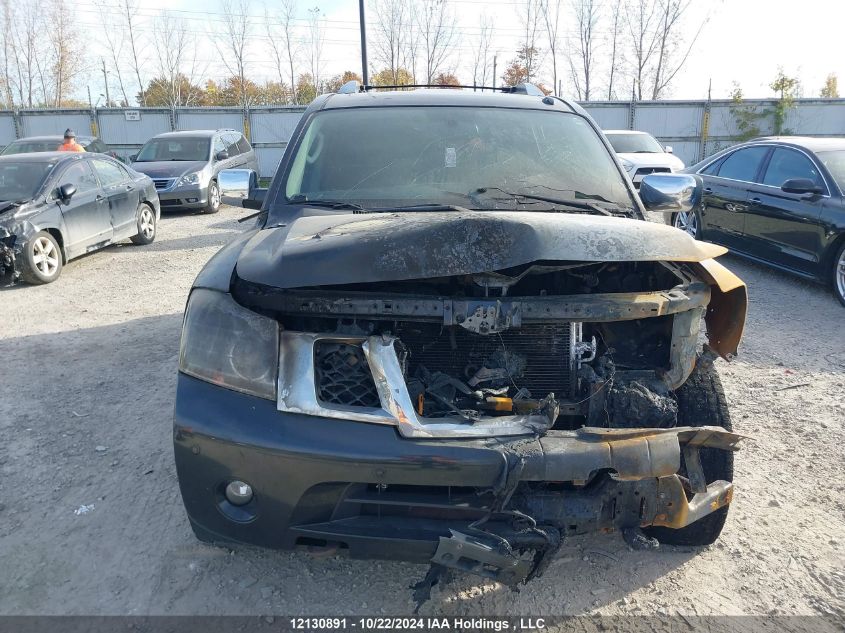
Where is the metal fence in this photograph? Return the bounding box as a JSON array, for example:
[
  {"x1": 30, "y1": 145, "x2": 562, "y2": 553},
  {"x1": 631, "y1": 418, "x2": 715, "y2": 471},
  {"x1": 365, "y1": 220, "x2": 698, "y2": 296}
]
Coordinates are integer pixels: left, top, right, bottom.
[{"x1": 1, "y1": 98, "x2": 843, "y2": 176}]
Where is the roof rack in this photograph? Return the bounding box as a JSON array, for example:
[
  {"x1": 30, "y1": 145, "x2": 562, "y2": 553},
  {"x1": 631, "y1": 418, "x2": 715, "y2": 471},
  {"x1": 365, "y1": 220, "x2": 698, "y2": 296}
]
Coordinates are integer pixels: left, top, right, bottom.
[{"x1": 337, "y1": 80, "x2": 546, "y2": 96}]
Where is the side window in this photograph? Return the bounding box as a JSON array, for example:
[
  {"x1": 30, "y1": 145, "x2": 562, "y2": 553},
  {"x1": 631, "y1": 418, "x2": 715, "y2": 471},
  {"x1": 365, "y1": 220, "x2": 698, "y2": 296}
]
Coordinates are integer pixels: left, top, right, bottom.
[
  {"x1": 236, "y1": 134, "x2": 252, "y2": 154},
  {"x1": 222, "y1": 133, "x2": 240, "y2": 156},
  {"x1": 701, "y1": 158, "x2": 723, "y2": 176},
  {"x1": 57, "y1": 161, "x2": 99, "y2": 194},
  {"x1": 715, "y1": 146, "x2": 770, "y2": 182},
  {"x1": 91, "y1": 158, "x2": 128, "y2": 187},
  {"x1": 762, "y1": 147, "x2": 824, "y2": 189},
  {"x1": 212, "y1": 136, "x2": 226, "y2": 156}
]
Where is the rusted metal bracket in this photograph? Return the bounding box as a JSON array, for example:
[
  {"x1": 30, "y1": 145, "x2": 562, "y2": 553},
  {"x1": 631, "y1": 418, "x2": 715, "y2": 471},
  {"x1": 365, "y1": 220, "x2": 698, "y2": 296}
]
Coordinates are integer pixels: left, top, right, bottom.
[{"x1": 431, "y1": 529, "x2": 534, "y2": 585}]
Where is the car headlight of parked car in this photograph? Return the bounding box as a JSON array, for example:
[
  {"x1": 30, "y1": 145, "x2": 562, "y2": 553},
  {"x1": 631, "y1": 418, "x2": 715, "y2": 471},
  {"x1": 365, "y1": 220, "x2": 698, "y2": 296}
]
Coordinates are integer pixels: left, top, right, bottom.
[
  {"x1": 177, "y1": 172, "x2": 202, "y2": 187},
  {"x1": 620, "y1": 158, "x2": 634, "y2": 172},
  {"x1": 179, "y1": 289, "x2": 279, "y2": 400}
]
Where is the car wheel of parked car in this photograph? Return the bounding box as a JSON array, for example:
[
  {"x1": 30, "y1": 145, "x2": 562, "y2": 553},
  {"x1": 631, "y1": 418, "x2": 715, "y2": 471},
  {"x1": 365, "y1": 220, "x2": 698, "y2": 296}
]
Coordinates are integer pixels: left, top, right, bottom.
[
  {"x1": 673, "y1": 209, "x2": 700, "y2": 238},
  {"x1": 21, "y1": 231, "x2": 63, "y2": 284},
  {"x1": 833, "y1": 241, "x2": 845, "y2": 307},
  {"x1": 644, "y1": 362, "x2": 734, "y2": 546},
  {"x1": 130, "y1": 203, "x2": 157, "y2": 245},
  {"x1": 204, "y1": 180, "x2": 221, "y2": 214}
]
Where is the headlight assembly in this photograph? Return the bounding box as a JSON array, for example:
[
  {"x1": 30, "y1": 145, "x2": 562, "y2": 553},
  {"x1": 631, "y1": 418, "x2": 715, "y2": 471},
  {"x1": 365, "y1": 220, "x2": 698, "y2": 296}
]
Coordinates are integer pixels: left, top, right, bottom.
[
  {"x1": 179, "y1": 289, "x2": 279, "y2": 400},
  {"x1": 177, "y1": 172, "x2": 201, "y2": 187}
]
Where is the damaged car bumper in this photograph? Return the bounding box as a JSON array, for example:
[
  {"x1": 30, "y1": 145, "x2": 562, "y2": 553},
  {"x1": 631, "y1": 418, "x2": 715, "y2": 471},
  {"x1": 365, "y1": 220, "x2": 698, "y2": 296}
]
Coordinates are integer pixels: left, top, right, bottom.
[{"x1": 175, "y1": 372, "x2": 741, "y2": 582}]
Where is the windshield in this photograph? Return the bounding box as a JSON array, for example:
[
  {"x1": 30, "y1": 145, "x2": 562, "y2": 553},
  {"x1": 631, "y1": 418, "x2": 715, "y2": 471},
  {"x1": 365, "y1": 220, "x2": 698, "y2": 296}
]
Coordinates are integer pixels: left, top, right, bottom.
[
  {"x1": 282, "y1": 106, "x2": 634, "y2": 212},
  {"x1": 135, "y1": 137, "x2": 210, "y2": 162},
  {"x1": 816, "y1": 150, "x2": 845, "y2": 191},
  {"x1": 0, "y1": 140, "x2": 72, "y2": 155},
  {"x1": 606, "y1": 133, "x2": 664, "y2": 154},
  {"x1": 0, "y1": 162, "x2": 55, "y2": 201}
]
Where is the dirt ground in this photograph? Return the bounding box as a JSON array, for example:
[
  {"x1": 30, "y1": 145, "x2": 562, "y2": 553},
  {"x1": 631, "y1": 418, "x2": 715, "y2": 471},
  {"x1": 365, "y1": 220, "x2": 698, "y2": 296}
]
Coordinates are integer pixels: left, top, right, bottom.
[{"x1": 0, "y1": 206, "x2": 843, "y2": 619}]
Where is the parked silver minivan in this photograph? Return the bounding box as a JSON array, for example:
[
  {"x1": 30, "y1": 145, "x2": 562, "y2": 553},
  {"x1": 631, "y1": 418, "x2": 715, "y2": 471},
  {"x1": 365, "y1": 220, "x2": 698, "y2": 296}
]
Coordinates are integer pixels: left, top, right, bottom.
[{"x1": 130, "y1": 129, "x2": 259, "y2": 214}]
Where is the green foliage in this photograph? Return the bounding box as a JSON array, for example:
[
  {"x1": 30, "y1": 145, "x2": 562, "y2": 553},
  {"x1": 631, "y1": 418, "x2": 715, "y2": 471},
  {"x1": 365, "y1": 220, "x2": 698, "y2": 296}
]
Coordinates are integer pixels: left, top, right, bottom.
[
  {"x1": 820, "y1": 73, "x2": 839, "y2": 98},
  {"x1": 370, "y1": 68, "x2": 415, "y2": 87},
  {"x1": 728, "y1": 83, "x2": 767, "y2": 142},
  {"x1": 769, "y1": 68, "x2": 800, "y2": 135}
]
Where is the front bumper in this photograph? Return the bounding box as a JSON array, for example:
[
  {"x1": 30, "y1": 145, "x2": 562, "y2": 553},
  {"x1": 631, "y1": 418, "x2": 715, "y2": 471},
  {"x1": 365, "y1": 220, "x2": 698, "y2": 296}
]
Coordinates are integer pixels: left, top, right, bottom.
[
  {"x1": 174, "y1": 374, "x2": 741, "y2": 569},
  {"x1": 157, "y1": 184, "x2": 209, "y2": 209}
]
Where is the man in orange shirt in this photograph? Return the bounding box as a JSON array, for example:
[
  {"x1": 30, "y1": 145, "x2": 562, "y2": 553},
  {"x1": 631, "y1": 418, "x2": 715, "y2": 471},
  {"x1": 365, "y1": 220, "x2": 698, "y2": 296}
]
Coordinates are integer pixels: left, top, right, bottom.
[{"x1": 57, "y1": 129, "x2": 84, "y2": 152}]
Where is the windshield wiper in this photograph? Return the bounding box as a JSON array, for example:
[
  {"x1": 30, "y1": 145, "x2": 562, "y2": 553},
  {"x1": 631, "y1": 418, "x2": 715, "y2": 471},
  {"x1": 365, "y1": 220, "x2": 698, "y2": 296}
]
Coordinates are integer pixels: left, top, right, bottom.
[
  {"x1": 287, "y1": 195, "x2": 366, "y2": 211},
  {"x1": 382, "y1": 203, "x2": 473, "y2": 213},
  {"x1": 471, "y1": 187, "x2": 616, "y2": 216}
]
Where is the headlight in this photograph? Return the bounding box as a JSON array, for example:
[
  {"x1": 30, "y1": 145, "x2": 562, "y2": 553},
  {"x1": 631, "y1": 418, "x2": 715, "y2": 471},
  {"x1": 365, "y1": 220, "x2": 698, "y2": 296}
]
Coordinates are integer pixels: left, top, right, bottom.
[
  {"x1": 177, "y1": 172, "x2": 201, "y2": 187},
  {"x1": 620, "y1": 158, "x2": 634, "y2": 172},
  {"x1": 179, "y1": 289, "x2": 279, "y2": 400}
]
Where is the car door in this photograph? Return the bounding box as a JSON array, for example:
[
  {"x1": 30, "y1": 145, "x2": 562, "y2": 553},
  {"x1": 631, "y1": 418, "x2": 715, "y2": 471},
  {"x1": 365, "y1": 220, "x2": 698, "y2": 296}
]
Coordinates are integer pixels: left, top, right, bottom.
[
  {"x1": 54, "y1": 159, "x2": 111, "y2": 257},
  {"x1": 698, "y1": 145, "x2": 771, "y2": 250},
  {"x1": 742, "y1": 146, "x2": 827, "y2": 275},
  {"x1": 90, "y1": 158, "x2": 138, "y2": 237}
]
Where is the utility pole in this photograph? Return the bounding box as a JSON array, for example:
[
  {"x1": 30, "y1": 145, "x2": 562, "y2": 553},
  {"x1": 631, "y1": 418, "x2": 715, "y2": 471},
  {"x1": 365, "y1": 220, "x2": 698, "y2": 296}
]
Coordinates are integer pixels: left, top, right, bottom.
[
  {"x1": 358, "y1": 0, "x2": 369, "y2": 85},
  {"x1": 101, "y1": 59, "x2": 111, "y2": 107},
  {"x1": 87, "y1": 86, "x2": 93, "y2": 109},
  {"x1": 492, "y1": 55, "x2": 497, "y2": 89}
]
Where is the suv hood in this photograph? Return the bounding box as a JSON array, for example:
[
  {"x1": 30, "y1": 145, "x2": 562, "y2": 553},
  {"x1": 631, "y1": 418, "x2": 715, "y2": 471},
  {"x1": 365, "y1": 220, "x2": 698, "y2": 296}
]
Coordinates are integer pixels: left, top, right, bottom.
[
  {"x1": 130, "y1": 160, "x2": 207, "y2": 178},
  {"x1": 235, "y1": 211, "x2": 726, "y2": 289},
  {"x1": 617, "y1": 152, "x2": 685, "y2": 170}
]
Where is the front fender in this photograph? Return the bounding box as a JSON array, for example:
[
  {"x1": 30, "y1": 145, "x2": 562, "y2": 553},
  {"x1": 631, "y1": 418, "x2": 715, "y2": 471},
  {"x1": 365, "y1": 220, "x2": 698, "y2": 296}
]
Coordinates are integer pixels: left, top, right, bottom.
[{"x1": 692, "y1": 258, "x2": 747, "y2": 359}]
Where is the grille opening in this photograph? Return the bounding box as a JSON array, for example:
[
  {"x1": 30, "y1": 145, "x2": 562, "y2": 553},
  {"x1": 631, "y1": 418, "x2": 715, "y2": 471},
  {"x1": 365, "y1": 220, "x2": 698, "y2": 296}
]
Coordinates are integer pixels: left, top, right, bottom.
[
  {"x1": 314, "y1": 341, "x2": 380, "y2": 408},
  {"x1": 354, "y1": 484, "x2": 491, "y2": 521}
]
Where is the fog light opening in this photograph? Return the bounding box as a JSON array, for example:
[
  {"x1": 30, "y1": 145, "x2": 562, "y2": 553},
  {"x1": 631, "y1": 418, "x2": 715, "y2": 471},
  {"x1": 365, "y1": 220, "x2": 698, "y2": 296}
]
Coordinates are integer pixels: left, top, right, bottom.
[
  {"x1": 187, "y1": 197, "x2": 199, "y2": 203},
  {"x1": 225, "y1": 480, "x2": 253, "y2": 506}
]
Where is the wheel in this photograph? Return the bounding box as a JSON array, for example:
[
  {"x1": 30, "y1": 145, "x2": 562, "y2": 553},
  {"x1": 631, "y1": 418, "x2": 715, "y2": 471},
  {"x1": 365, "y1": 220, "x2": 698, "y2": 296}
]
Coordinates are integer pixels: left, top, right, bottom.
[
  {"x1": 644, "y1": 362, "x2": 734, "y2": 546},
  {"x1": 129, "y1": 203, "x2": 156, "y2": 245},
  {"x1": 673, "y1": 209, "x2": 700, "y2": 238},
  {"x1": 21, "y1": 231, "x2": 63, "y2": 284},
  {"x1": 204, "y1": 180, "x2": 220, "y2": 214},
  {"x1": 832, "y1": 240, "x2": 845, "y2": 307}
]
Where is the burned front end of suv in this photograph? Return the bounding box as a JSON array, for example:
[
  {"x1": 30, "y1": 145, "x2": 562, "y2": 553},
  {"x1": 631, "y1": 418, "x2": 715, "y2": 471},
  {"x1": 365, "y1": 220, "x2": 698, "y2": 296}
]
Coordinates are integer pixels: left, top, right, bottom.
[{"x1": 173, "y1": 209, "x2": 747, "y2": 588}]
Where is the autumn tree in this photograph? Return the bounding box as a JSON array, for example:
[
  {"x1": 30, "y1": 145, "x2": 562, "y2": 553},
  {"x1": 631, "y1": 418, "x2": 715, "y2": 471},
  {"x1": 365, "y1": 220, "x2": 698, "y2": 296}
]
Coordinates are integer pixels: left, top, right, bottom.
[
  {"x1": 266, "y1": 0, "x2": 299, "y2": 104},
  {"x1": 324, "y1": 71, "x2": 363, "y2": 93},
  {"x1": 820, "y1": 73, "x2": 839, "y2": 98},
  {"x1": 217, "y1": 0, "x2": 252, "y2": 111},
  {"x1": 432, "y1": 72, "x2": 460, "y2": 86},
  {"x1": 502, "y1": 46, "x2": 539, "y2": 87},
  {"x1": 140, "y1": 74, "x2": 205, "y2": 107},
  {"x1": 295, "y1": 73, "x2": 317, "y2": 104},
  {"x1": 418, "y1": 0, "x2": 455, "y2": 84},
  {"x1": 370, "y1": 67, "x2": 414, "y2": 86}
]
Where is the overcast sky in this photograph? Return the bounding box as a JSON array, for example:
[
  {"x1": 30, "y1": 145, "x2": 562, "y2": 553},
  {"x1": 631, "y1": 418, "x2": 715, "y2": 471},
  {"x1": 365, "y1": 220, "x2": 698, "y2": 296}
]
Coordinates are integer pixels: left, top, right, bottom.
[{"x1": 75, "y1": 0, "x2": 844, "y2": 102}]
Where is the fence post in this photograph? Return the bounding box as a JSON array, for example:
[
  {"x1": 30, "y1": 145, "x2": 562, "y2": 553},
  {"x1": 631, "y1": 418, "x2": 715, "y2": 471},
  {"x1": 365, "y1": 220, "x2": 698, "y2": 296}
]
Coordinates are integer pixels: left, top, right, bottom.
[
  {"x1": 169, "y1": 108, "x2": 177, "y2": 131},
  {"x1": 628, "y1": 98, "x2": 636, "y2": 130},
  {"x1": 12, "y1": 109, "x2": 21, "y2": 139},
  {"x1": 699, "y1": 100, "x2": 711, "y2": 162},
  {"x1": 89, "y1": 107, "x2": 100, "y2": 138}
]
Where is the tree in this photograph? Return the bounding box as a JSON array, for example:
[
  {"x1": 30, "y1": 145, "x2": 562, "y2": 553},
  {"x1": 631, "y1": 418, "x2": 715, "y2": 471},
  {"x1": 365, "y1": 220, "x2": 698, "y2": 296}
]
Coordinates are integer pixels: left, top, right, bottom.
[
  {"x1": 141, "y1": 74, "x2": 205, "y2": 107},
  {"x1": 306, "y1": 7, "x2": 325, "y2": 93},
  {"x1": 432, "y1": 72, "x2": 460, "y2": 86},
  {"x1": 470, "y1": 14, "x2": 493, "y2": 87},
  {"x1": 294, "y1": 73, "x2": 317, "y2": 104},
  {"x1": 605, "y1": 0, "x2": 623, "y2": 99},
  {"x1": 418, "y1": 0, "x2": 455, "y2": 84},
  {"x1": 370, "y1": 0, "x2": 414, "y2": 85},
  {"x1": 569, "y1": 0, "x2": 599, "y2": 100},
  {"x1": 120, "y1": 0, "x2": 146, "y2": 106},
  {"x1": 820, "y1": 73, "x2": 839, "y2": 98},
  {"x1": 502, "y1": 45, "x2": 539, "y2": 87},
  {"x1": 517, "y1": 0, "x2": 543, "y2": 83},
  {"x1": 148, "y1": 12, "x2": 205, "y2": 107},
  {"x1": 370, "y1": 67, "x2": 414, "y2": 87},
  {"x1": 95, "y1": 0, "x2": 131, "y2": 106},
  {"x1": 265, "y1": 0, "x2": 299, "y2": 104},
  {"x1": 728, "y1": 83, "x2": 765, "y2": 142},
  {"x1": 217, "y1": 0, "x2": 251, "y2": 111},
  {"x1": 648, "y1": 0, "x2": 703, "y2": 99},
  {"x1": 540, "y1": 0, "x2": 561, "y2": 95},
  {"x1": 770, "y1": 68, "x2": 800, "y2": 135}
]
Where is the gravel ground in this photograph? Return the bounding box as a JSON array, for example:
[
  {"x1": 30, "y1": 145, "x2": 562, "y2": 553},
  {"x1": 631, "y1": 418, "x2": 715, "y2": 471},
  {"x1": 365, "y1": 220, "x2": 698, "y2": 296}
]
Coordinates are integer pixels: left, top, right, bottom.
[{"x1": 0, "y1": 206, "x2": 843, "y2": 619}]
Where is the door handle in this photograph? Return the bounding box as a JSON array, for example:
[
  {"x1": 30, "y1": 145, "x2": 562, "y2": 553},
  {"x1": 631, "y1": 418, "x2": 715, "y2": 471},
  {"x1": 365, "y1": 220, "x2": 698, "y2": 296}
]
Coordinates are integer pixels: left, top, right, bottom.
[
  {"x1": 96, "y1": 194, "x2": 105, "y2": 201},
  {"x1": 703, "y1": 187, "x2": 713, "y2": 195},
  {"x1": 748, "y1": 197, "x2": 762, "y2": 206},
  {"x1": 125, "y1": 185, "x2": 135, "y2": 191}
]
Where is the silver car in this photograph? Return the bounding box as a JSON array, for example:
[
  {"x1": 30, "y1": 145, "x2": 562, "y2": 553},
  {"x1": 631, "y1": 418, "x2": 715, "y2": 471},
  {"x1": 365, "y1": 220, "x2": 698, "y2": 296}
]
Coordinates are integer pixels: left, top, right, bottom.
[{"x1": 130, "y1": 129, "x2": 259, "y2": 214}]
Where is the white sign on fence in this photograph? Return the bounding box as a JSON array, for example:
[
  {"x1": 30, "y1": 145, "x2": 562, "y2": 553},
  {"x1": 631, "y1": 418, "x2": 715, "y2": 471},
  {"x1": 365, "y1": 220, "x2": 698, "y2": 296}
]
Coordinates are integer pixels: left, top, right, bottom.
[{"x1": 124, "y1": 110, "x2": 141, "y2": 122}]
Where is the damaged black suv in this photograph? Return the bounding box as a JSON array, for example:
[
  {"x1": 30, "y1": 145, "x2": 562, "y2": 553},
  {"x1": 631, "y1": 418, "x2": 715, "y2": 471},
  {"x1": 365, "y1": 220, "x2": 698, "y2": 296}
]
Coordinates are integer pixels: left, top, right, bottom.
[{"x1": 174, "y1": 84, "x2": 748, "y2": 590}]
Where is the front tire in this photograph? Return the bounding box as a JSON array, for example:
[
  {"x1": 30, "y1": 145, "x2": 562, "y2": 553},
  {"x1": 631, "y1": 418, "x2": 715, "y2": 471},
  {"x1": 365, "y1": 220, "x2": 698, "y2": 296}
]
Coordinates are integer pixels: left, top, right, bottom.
[
  {"x1": 644, "y1": 362, "x2": 734, "y2": 546},
  {"x1": 673, "y1": 209, "x2": 700, "y2": 238},
  {"x1": 832, "y1": 240, "x2": 845, "y2": 308},
  {"x1": 203, "y1": 180, "x2": 220, "y2": 214},
  {"x1": 130, "y1": 203, "x2": 156, "y2": 245},
  {"x1": 21, "y1": 231, "x2": 63, "y2": 284}
]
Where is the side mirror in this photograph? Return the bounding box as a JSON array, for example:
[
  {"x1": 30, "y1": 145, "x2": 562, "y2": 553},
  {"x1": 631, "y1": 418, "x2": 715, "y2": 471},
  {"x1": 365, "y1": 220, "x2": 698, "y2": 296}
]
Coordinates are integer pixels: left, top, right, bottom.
[
  {"x1": 218, "y1": 168, "x2": 267, "y2": 210},
  {"x1": 781, "y1": 178, "x2": 824, "y2": 196},
  {"x1": 639, "y1": 173, "x2": 701, "y2": 214},
  {"x1": 215, "y1": 150, "x2": 229, "y2": 161},
  {"x1": 58, "y1": 183, "x2": 77, "y2": 202},
  {"x1": 665, "y1": 145, "x2": 674, "y2": 154},
  {"x1": 129, "y1": 153, "x2": 138, "y2": 162}
]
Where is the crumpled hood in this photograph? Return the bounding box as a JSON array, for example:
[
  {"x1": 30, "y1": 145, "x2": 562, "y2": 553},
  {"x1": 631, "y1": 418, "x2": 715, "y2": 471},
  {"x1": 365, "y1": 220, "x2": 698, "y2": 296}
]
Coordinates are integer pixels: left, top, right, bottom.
[
  {"x1": 130, "y1": 160, "x2": 206, "y2": 179},
  {"x1": 618, "y1": 152, "x2": 685, "y2": 170},
  {"x1": 235, "y1": 211, "x2": 727, "y2": 289}
]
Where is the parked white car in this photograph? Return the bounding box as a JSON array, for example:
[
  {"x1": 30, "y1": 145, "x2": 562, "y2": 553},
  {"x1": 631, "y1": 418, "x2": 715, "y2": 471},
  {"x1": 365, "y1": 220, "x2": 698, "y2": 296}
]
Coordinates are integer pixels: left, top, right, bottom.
[{"x1": 605, "y1": 130, "x2": 685, "y2": 188}]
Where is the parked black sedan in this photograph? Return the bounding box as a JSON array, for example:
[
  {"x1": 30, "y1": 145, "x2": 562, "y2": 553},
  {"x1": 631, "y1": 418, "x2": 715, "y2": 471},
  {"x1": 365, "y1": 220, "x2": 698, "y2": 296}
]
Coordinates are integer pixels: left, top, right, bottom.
[
  {"x1": 676, "y1": 137, "x2": 845, "y2": 305},
  {"x1": 0, "y1": 152, "x2": 159, "y2": 285},
  {"x1": 0, "y1": 134, "x2": 121, "y2": 161}
]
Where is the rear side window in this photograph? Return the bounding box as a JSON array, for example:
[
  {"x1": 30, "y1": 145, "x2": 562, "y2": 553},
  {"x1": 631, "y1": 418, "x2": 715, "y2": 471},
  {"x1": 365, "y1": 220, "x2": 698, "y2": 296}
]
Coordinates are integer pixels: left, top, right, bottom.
[
  {"x1": 762, "y1": 147, "x2": 824, "y2": 189},
  {"x1": 58, "y1": 161, "x2": 99, "y2": 194},
  {"x1": 223, "y1": 133, "x2": 241, "y2": 156},
  {"x1": 236, "y1": 135, "x2": 252, "y2": 154},
  {"x1": 715, "y1": 146, "x2": 769, "y2": 182},
  {"x1": 91, "y1": 158, "x2": 128, "y2": 186}
]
